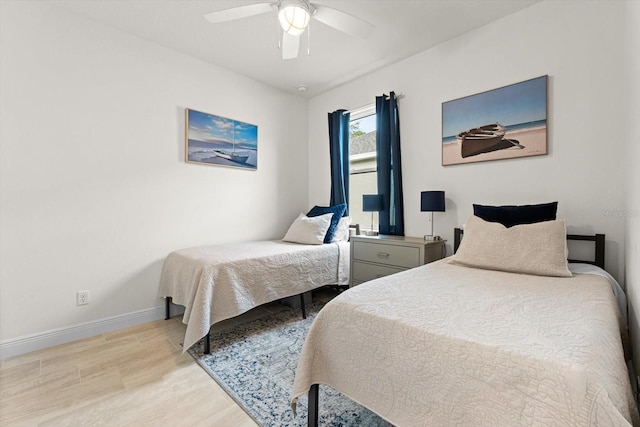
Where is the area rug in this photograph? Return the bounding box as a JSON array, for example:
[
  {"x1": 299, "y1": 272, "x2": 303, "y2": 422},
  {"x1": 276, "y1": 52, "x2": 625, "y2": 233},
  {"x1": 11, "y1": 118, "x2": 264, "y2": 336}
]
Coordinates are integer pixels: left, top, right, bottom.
[{"x1": 188, "y1": 302, "x2": 393, "y2": 427}]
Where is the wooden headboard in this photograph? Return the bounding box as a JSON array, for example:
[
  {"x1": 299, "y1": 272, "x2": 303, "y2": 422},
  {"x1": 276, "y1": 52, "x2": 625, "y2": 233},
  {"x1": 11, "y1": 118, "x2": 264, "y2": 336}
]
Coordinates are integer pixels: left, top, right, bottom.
[{"x1": 453, "y1": 228, "x2": 605, "y2": 269}]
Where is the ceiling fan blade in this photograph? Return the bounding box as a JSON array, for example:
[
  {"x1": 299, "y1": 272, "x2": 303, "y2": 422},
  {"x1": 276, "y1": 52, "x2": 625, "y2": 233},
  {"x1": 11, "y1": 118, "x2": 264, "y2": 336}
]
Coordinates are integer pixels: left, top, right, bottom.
[
  {"x1": 312, "y1": 4, "x2": 374, "y2": 38},
  {"x1": 281, "y1": 32, "x2": 300, "y2": 60},
  {"x1": 204, "y1": 3, "x2": 274, "y2": 24}
]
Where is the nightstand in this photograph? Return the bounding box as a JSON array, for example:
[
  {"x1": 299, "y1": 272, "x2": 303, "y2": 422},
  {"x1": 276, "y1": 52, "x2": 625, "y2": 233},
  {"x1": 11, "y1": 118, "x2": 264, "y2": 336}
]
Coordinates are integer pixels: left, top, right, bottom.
[{"x1": 350, "y1": 235, "x2": 446, "y2": 287}]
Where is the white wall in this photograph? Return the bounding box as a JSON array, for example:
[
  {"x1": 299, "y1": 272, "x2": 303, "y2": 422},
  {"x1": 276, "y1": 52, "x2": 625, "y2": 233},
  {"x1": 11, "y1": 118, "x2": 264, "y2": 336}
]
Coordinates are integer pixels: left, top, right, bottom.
[
  {"x1": 0, "y1": 1, "x2": 308, "y2": 345},
  {"x1": 308, "y1": 1, "x2": 628, "y2": 282},
  {"x1": 624, "y1": 0, "x2": 640, "y2": 373}
]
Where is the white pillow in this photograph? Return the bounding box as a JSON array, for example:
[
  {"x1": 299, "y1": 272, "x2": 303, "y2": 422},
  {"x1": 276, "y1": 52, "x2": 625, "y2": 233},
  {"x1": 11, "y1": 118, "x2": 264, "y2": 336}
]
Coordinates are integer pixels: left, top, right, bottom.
[
  {"x1": 450, "y1": 215, "x2": 572, "y2": 277},
  {"x1": 282, "y1": 213, "x2": 333, "y2": 245},
  {"x1": 331, "y1": 216, "x2": 351, "y2": 242}
]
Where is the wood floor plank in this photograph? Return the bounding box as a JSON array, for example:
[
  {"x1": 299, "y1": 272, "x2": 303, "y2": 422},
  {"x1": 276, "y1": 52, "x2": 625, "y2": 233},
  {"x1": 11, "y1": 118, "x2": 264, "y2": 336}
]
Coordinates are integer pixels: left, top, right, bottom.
[
  {"x1": 0, "y1": 314, "x2": 263, "y2": 426},
  {"x1": 0, "y1": 292, "x2": 342, "y2": 426}
]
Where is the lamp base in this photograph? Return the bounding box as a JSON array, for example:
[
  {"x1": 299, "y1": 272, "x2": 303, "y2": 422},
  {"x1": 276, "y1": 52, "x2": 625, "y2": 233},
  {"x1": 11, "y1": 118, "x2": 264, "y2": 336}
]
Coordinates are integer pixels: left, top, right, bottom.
[
  {"x1": 365, "y1": 230, "x2": 379, "y2": 236},
  {"x1": 424, "y1": 235, "x2": 442, "y2": 241}
]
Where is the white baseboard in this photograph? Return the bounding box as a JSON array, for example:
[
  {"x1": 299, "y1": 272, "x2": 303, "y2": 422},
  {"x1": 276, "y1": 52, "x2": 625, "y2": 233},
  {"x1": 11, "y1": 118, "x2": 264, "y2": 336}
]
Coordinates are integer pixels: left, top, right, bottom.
[{"x1": 0, "y1": 305, "x2": 181, "y2": 360}]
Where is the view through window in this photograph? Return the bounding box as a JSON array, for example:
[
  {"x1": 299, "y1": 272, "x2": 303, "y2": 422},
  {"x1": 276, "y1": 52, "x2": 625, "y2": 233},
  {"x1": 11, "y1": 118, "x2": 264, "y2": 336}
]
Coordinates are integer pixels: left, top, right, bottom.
[{"x1": 349, "y1": 106, "x2": 377, "y2": 232}]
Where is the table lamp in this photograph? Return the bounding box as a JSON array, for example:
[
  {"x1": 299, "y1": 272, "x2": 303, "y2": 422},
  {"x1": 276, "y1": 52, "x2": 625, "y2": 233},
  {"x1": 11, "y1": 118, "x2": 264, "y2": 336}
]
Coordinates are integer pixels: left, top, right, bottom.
[
  {"x1": 362, "y1": 194, "x2": 383, "y2": 236},
  {"x1": 421, "y1": 191, "x2": 445, "y2": 240}
]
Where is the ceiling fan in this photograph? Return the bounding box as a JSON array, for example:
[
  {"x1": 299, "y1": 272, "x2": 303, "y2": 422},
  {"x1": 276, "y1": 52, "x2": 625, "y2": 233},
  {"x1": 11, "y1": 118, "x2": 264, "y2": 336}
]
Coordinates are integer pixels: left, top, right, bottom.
[{"x1": 203, "y1": 0, "x2": 375, "y2": 60}]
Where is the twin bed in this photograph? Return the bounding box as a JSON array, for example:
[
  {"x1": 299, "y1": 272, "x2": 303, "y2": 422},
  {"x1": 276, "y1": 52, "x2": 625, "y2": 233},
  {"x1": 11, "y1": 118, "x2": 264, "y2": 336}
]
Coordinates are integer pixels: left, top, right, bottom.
[
  {"x1": 159, "y1": 239, "x2": 350, "y2": 353},
  {"x1": 292, "y1": 215, "x2": 638, "y2": 426},
  {"x1": 159, "y1": 206, "x2": 354, "y2": 353}
]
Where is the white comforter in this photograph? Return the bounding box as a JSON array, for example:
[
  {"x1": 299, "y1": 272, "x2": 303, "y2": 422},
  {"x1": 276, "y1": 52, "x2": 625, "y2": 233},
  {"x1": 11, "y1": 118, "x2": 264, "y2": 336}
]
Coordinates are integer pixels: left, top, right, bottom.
[
  {"x1": 292, "y1": 259, "x2": 639, "y2": 426},
  {"x1": 159, "y1": 240, "x2": 349, "y2": 351}
]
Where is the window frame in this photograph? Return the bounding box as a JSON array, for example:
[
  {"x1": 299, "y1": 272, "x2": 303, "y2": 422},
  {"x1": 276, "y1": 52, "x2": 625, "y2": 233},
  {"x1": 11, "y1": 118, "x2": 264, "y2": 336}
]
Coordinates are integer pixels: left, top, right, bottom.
[{"x1": 348, "y1": 103, "x2": 377, "y2": 232}]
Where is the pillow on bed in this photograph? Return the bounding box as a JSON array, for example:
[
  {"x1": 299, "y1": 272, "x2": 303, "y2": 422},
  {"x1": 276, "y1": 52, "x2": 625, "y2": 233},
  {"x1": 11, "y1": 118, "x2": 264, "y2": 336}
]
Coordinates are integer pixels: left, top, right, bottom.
[
  {"x1": 283, "y1": 213, "x2": 334, "y2": 245},
  {"x1": 306, "y1": 203, "x2": 347, "y2": 243},
  {"x1": 331, "y1": 216, "x2": 351, "y2": 242},
  {"x1": 450, "y1": 215, "x2": 572, "y2": 277},
  {"x1": 473, "y1": 202, "x2": 558, "y2": 228}
]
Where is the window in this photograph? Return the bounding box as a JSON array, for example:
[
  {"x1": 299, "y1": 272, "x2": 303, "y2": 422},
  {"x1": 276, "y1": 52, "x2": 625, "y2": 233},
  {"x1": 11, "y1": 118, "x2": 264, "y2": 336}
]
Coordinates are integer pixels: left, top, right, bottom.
[{"x1": 349, "y1": 104, "x2": 377, "y2": 232}]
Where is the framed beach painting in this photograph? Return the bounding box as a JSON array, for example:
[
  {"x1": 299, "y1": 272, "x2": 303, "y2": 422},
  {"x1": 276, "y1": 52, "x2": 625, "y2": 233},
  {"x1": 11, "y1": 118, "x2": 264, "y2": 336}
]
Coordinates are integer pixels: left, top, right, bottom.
[
  {"x1": 185, "y1": 108, "x2": 258, "y2": 170},
  {"x1": 442, "y1": 75, "x2": 548, "y2": 166}
]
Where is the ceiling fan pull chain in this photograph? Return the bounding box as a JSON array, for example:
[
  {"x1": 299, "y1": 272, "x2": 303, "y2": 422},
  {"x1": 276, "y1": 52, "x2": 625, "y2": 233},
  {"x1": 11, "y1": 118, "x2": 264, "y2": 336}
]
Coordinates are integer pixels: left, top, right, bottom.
[
  {"x1": 307, "y1": 21, "x2": 311, "y2": 56},
  {"x1": 277, "y1": 20, "x2": 282, "y2": 50}
]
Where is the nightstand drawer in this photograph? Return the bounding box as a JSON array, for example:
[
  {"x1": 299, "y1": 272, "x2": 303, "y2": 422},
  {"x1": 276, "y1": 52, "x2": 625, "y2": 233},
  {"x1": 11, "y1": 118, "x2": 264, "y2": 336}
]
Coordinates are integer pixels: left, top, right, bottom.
[
  {"x1": 351, "y1": 261, "x2": 404, "y2": 283},
  {"x1": 353, "y1": 241, "x2": 421, "y2": 269}
]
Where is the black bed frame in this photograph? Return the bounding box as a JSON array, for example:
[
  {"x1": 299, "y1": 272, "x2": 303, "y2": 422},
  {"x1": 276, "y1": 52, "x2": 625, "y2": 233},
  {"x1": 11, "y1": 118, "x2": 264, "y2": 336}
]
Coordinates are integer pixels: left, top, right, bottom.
[
  {"x1": 164, "y1": 293, "x2": 308, "y2": 354},
  {"x1": 306, "y1": 230, "x2": 606, "y2": 427}
]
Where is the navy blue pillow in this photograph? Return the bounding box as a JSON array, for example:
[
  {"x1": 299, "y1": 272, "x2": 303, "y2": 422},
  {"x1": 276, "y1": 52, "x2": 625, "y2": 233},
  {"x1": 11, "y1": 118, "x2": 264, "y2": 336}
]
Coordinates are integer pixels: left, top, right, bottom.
[
  {"x1": 473, "y1": 202, "x2": 558, "y2": 228},
  {"x1": 306, "y1": 204, "x2": 347, "y2": 243}
]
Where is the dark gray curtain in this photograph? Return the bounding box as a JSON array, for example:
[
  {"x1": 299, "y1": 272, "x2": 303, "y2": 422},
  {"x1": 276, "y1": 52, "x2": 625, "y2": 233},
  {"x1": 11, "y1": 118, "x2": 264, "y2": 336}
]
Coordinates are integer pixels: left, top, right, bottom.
[
  {"x1": 376, "y1": 92, "x2": 404, "y2": 235},
  {"x1": 328, "y1": 109, "x2": 350, "y2": 213}
]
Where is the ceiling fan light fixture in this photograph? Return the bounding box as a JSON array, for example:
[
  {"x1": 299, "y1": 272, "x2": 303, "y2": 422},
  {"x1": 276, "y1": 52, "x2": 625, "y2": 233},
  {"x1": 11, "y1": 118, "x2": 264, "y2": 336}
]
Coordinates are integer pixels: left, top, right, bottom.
[{"x1": 278, "y1": 1, "x2": 311, "y2": 36}]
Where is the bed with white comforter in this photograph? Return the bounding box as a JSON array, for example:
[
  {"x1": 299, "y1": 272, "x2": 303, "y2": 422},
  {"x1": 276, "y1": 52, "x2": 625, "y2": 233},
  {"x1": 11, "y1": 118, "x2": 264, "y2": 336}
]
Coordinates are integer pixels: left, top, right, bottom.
[
  {"x1": 159, "y1": 240, "x2": 350, "y2": 351},
  {"x1": 292, "y1": 259, "x2": 638, "y2": 426},
  {"x1": 293, "y1": 216, "x2": 638, "y2": 426}
]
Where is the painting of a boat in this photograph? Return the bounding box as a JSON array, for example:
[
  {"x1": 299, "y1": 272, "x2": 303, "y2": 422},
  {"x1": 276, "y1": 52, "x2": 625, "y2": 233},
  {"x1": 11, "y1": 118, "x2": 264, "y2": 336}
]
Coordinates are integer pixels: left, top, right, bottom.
[
  {"x1": 442, "y1": 75, "x2": 548, "y2": 165},
  {"x1": 186, "y1": 108, "x2": 257, "y2": 170}
]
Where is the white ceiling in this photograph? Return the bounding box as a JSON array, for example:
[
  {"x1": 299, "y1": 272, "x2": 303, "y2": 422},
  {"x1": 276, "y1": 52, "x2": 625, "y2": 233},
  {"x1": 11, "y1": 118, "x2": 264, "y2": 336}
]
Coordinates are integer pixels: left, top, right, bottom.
[{"x1": 48, "y1": 0, "x2": 541, "y2": 97}]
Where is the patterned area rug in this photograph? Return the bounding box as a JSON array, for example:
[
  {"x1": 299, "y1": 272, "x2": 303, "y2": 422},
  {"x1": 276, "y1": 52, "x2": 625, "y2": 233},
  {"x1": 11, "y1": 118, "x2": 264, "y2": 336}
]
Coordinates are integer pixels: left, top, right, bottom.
[{"x1": 188, "y1": 302, "x2": 393, "y2": 426}]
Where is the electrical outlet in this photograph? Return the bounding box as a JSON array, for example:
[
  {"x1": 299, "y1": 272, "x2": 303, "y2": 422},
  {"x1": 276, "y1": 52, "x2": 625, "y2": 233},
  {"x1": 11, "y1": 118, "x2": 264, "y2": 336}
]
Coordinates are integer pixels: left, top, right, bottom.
[{"x1": 77, "y1": 290, "x2": 89, "y2": 306}]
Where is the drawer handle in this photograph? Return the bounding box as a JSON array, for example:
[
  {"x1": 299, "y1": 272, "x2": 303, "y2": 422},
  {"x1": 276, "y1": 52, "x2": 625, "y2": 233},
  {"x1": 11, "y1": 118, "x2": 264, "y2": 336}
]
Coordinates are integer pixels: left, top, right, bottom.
[{"x1": 376, "y1": 252, "x2": 390, "y2": 258}]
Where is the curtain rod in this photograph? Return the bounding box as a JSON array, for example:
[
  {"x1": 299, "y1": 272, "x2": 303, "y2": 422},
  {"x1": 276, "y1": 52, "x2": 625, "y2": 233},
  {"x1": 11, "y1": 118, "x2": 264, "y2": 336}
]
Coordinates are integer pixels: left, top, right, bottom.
[{"x1": 343, "y1": 92, "x2": 404, "y2": 115}]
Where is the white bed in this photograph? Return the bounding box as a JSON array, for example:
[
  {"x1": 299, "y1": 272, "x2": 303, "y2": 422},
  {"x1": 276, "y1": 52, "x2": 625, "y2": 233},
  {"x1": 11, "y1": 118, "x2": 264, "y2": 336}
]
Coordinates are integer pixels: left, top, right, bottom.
[
  {"x1": 159, "y1": 239, "x2": 350, "y2": 352},
  {"x1": 292, "y1": 217, "x2": 639, "y2": 426}
]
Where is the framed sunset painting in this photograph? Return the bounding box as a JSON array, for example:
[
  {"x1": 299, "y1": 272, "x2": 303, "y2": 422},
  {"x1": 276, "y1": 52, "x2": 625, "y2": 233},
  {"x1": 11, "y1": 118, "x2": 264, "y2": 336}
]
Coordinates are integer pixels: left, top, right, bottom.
[
  {"x1": 442, "y1": 75, "x2": 548, "y2": 166},
  {"x1": 185, "y1": 108, "x2": 258, "y2": 170}
]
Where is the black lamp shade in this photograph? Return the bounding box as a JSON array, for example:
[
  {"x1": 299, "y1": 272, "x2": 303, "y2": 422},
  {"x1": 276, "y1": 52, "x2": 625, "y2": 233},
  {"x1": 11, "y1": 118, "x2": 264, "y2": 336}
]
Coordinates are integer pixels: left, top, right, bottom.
[
  {"x1": 421, "y1": 191, "x2": 445, "y2": 212},
  {"x1": 362, "y1": 194, "x2": 383, "y2": 212}
]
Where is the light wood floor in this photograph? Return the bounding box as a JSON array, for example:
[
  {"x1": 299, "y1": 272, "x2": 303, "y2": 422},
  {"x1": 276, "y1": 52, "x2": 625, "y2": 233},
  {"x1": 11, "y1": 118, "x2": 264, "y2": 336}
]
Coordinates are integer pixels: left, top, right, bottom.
[{"x1": 0, "y1": 298, "x2": 312, "y2": 427}]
